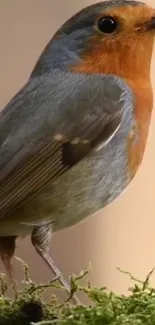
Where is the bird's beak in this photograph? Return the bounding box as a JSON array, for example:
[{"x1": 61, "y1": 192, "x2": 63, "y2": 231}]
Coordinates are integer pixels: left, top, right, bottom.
[
  {"x1": 136, "y1": 17, "x2": 155, "y2": 32},
  {"x1": 143, "y1": 17, "x2": 155, "y2": 31}
]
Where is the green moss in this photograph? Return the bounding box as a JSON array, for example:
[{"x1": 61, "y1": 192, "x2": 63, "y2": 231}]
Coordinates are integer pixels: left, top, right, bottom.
[{"x1": 0, "y1": 260, "x2": 155, "y2": 325}]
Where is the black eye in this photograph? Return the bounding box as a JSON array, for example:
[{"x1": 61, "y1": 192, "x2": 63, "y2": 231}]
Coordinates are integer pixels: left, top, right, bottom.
[{"x1": 97, "y1": 17, "x2": 117, "y2": 34}]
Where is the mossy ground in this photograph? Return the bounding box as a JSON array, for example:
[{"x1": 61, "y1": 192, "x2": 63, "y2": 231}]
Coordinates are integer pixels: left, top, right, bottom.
[{"x1": 0, "y1": 259, "x2": 155, "y2": 325}]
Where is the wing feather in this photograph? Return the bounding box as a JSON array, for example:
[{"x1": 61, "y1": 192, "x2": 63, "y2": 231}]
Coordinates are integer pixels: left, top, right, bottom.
[{"x1": 0, "y1": 71, "x2": 127, "y2": 218}]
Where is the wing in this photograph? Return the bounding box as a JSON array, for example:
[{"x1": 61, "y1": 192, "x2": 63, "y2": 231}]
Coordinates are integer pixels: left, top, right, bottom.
[{"x1": 0, "y1": 70, "x2": 129, "y2": 218}]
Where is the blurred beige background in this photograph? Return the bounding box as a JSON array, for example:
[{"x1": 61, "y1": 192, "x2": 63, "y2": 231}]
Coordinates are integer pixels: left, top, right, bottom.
[{"x1": 0, "y1": 0, "x2": 155, "y2": 299}]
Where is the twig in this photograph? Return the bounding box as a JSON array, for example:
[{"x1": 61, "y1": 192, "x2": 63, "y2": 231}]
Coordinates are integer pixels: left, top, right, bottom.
[
  {"x1": 117, "y1": 267, "x2": 143, "y2": 284},
  {"x1": 31, "y1": 321, "x2": 59, "y2": 325},
  {"x1": 142, "y1": 268, "x2": 154, "y2": 290},
  {"x1": 27, "y1": 277, "x2": 60, "y2": 295},
  {"x1": 15, "y1": 256, "x2": 32, "y2": 283}
]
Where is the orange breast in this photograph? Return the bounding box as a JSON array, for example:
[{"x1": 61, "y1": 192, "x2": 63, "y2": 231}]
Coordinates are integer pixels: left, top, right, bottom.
[
  {"x1": 72, "y1": 61, "x2": 153, "y2": 180},
  {"x1": 71, "y1": 32, "x2": 154, "y2": 180},
  {"x1": 126, "y1": 78, "x2": 153, "y2": 179}
]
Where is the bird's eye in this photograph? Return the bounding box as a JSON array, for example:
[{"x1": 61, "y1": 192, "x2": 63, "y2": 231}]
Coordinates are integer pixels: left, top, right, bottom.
[{"x1": 97, "y1": 17, "x2": 117, "y2": 34}]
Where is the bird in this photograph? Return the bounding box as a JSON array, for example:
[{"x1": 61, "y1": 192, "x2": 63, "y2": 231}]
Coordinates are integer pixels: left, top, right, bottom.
[{"x1": 0, "y1": 0, "x2": 155, "y2": 299}]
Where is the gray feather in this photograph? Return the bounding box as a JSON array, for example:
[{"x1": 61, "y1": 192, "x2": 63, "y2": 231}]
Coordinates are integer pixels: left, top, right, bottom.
[{"x1": 0, "y1": 71, "x2": 133, "y2": 220}]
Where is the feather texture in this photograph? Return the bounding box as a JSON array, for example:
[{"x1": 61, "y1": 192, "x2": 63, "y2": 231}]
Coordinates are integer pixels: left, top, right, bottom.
[{"x1": 0, "y1": 71, "x2": 128, "y2": 219}]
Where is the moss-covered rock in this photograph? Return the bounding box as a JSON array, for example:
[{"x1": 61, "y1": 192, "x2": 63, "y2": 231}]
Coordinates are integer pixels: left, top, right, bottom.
[{"x1": 0, "y1": 260, "x2": 155, "y2": 325}]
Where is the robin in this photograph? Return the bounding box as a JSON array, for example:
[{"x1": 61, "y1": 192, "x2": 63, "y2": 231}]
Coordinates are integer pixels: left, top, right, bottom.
[{"x1": 0, "y1": 0, "x2": 155, "y2": 298}]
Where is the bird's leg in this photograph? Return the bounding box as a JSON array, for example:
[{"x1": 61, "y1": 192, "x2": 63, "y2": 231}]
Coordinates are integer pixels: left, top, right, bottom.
[
  {"x1": 0, "y1": 236, "x2": 17, "y2": 292},
  {"x1": 31, "y1": 225, "x2": 80, "y2": 304}
]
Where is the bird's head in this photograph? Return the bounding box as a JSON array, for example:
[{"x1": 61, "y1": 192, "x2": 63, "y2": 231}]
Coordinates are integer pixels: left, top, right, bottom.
[
  {"x1": 64, "y1": 0, "x2": 155, "y2": 80},
  {"x1": 33, "y1": 0, "x2": 155, "y2": 83}
]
